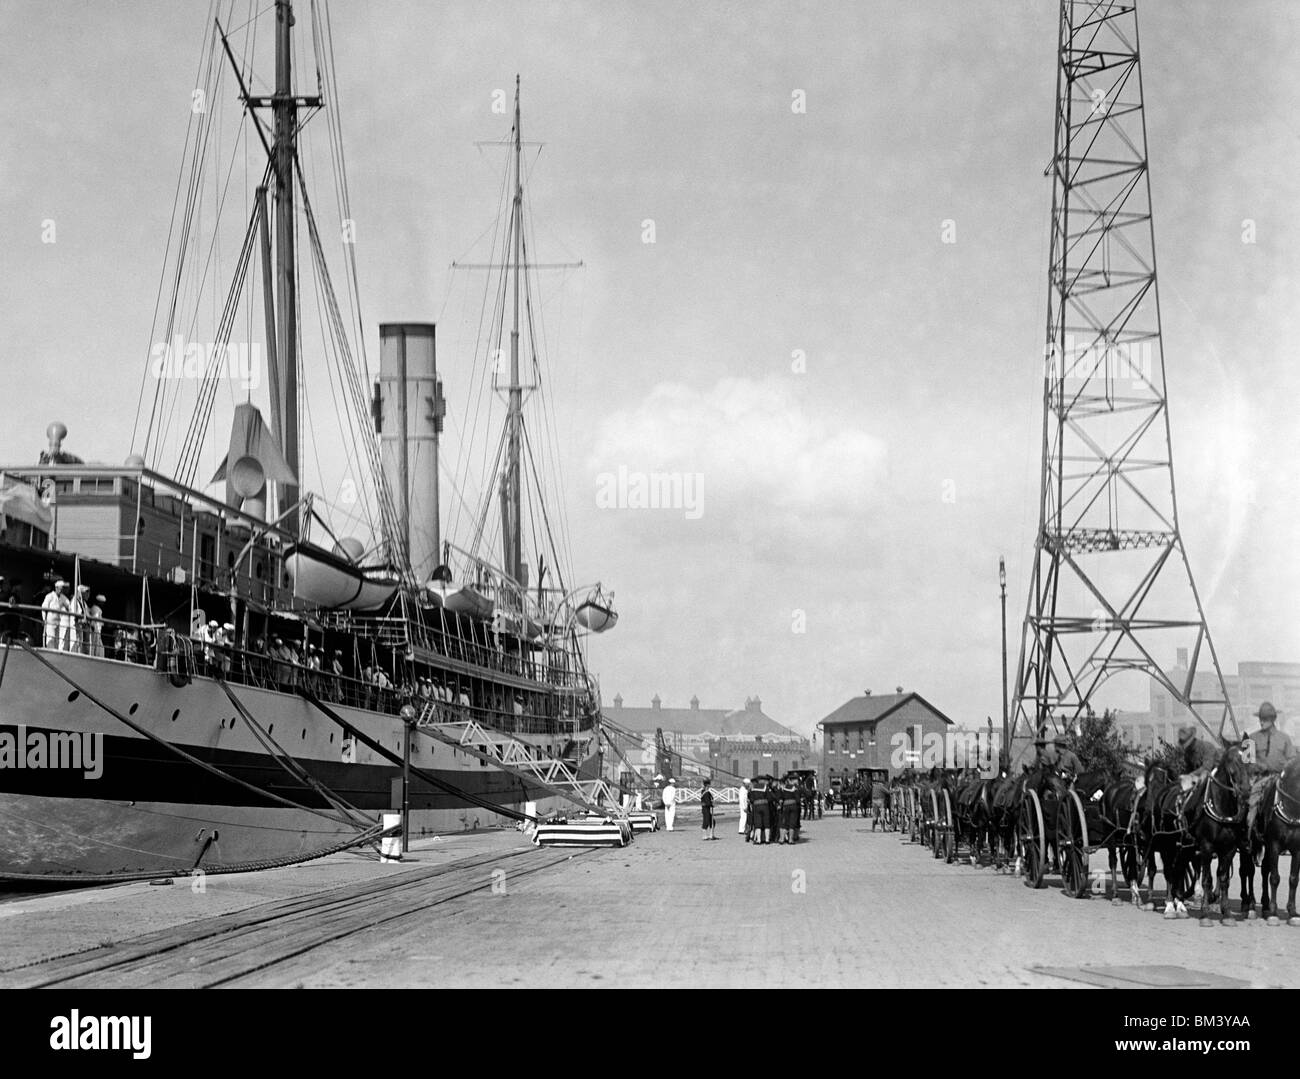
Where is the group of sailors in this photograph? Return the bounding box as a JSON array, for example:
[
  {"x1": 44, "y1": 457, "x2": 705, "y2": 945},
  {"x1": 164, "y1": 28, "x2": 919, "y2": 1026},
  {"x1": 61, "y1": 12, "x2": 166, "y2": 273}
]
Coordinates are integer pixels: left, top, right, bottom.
[
  {"x1": 35, "y1": 578, "x2": 107, "y2": 655},
  {"x1": 737, "y1": 776, "x2": 803, "y2": 844}
]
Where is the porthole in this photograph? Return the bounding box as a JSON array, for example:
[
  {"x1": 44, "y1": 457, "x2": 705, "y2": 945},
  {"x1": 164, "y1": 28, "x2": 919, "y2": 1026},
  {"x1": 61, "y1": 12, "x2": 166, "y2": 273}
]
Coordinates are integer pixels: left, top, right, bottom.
[
  {"x1": 67, "y1": 690, "x2": 80, "y2": 703},
  {"x1": 301, "y1": 728, "x2": 306, "y2": 740},
  {"x1": 268, "y1": 723, "x2": 274, "y2": 735},
  {"x1": 171, "y1": 708, "x2": 180, "y2": 722},
  {"x1": 329, "y1": 732, "x2": 333, "y2": 744},
  {"x1": 230, "y1": 716, "x2": 238, "y2": 730},
  {"x1": 128, "y1": 702, "x2": 139, "y2": 715}
]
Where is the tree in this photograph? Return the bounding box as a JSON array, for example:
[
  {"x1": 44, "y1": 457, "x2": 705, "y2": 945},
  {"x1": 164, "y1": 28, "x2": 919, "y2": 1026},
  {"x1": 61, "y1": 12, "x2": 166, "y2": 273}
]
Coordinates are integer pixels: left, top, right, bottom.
[{"x1": 1069, "y1": 708, "x2": 1139, "y2": 781}]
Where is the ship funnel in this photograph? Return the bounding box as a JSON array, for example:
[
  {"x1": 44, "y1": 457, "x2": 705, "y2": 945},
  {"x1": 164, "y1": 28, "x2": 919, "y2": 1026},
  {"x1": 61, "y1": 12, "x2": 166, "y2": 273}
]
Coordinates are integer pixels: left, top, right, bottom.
[{"x1": 378, "y1": 323, "x2": 444, "y2": 578}]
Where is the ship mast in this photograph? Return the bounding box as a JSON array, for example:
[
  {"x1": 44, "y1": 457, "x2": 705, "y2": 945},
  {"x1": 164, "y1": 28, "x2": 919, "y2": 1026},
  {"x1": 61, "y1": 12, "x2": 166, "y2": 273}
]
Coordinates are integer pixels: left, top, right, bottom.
[
  {"x1": 273, "y1": 0, "x2": 300, "y2": 536},
  {"x1": 502, "y1": 76, "x2": 524, "y2": 585}
]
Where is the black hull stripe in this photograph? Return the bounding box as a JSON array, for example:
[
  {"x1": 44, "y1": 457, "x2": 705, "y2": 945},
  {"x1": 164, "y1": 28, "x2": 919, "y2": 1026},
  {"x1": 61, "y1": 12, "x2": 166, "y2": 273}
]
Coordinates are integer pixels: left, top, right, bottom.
[{"x1": 0, "y1": 725, "x2": 559, "y2": 811}]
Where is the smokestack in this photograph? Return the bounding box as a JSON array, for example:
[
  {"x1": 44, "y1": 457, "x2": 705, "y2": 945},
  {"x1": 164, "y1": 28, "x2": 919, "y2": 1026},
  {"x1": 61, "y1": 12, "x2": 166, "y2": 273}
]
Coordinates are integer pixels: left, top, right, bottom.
[{"x1": 378, "y1": 324, "x2": 442, "y2": 578}]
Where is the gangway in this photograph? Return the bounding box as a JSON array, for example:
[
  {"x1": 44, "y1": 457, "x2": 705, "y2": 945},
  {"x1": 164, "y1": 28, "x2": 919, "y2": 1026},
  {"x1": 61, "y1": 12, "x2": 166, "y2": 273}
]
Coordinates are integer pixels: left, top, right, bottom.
[{"x1": 413, "y1": 698, "x2": 623, "y2": 814}]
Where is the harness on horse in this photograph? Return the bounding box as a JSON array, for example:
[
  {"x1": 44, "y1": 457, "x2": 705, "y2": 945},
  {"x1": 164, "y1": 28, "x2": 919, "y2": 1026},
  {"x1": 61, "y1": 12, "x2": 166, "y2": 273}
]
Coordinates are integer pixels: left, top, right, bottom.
[
  {"x1": 1199, "y1": 767, "x2": 1245, "y2": 827},
  {"x1": 1271, "y1": 778, "x2": 1300, "y2": 828}
]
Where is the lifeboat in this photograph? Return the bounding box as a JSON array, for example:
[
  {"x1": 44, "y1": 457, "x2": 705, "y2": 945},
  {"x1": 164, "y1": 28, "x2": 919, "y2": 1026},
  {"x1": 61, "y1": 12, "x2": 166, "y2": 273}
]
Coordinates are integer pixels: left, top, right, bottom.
[
  {"x1": 283, "y1": 543, "x2": 399, "y2": 611},
  {"x1": 575, "y1": 594, "x2": 618, "y2": 633},
  {"x1": 425, "y1": 581, "x2": 494, "y2": 620}
]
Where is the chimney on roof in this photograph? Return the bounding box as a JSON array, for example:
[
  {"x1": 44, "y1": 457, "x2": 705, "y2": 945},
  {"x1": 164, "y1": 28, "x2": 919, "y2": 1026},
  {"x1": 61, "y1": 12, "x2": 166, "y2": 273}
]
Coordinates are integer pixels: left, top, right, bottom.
[
  {"x1": 895, "y1": 686, "x2": 904, "y2": 694},
  {"x1": 613, "y1": 693, "x2": 622, "y2": 708},
  {"x1": 864, "y1": 689, "x2": 871, "y2": 696},
  {"x1": 690, "y1": 695, "x2": 699, "y2": 710},
  {"x1": 651, "y1": 694, "x2": 661, "y2": 710},
  {"x1": 748, "y1": 696, "x2": 761, "y2": 712},
  {"x1": 1176, "y1": 647, "x2": 1188, "y2": 669}
]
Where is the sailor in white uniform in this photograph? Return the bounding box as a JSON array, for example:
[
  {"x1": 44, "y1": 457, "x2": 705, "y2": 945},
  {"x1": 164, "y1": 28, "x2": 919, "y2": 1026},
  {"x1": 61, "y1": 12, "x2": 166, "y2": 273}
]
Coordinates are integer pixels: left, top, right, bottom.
[
  {"x1": 41, "y1": 580, "x2": 68, "y2": 649},
  {"x1": 662, "y1": 776, "x2": 678, "y2": 831}
]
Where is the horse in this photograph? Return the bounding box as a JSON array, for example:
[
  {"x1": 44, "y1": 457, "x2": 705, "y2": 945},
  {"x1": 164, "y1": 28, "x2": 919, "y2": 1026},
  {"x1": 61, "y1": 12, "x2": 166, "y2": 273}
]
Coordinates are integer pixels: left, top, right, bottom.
[
  {"x1": 1066, "y1": 769, "x2": 1143, "y2": 904},
  {"x1": 954, "y1": 770, "x2": 998, "y2": 866},
  {"x1": 1181, "y1": 740, "x2": 1251, "y2": 926},
  {"x1": 1243, "y1": 756, "x2": 1300, "y2": 926},
  {"x1": 990, "y1": 767, "x2": 1023, "y2": 871},
  {"x1": 1134, "y1": 760, "x2": 1198, "y2": 919}
]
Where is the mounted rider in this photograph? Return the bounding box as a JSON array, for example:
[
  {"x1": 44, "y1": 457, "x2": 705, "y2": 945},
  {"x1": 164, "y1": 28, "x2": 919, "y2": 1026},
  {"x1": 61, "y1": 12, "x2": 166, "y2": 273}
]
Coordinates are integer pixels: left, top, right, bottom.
[
  {"x1": 1244, "y1": 702, "x2": 1296, "y2": 840},
  {"x1": 1033, "y1": 728, "x2": 1081, "y2": 784},
  {"x1": 1176, "y1": 719, "x2": 1220, "y2": 792}
]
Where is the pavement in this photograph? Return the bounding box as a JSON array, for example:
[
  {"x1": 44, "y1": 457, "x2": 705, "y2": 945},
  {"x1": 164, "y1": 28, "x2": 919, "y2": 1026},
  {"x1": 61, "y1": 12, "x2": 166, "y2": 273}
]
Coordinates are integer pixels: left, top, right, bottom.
[{"x1": 2, "y1": 810, "x2": 1297, "y2": 987}]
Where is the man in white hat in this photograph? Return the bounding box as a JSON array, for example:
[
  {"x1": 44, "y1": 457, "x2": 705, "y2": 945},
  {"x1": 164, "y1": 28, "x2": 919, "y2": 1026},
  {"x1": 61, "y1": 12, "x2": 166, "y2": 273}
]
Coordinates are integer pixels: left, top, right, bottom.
[
  {"x1": 739, "y1": 778, "x2": 752, "y2": 840},
  {"x1": 661, "y1": 775, "x2": 678, "y2": 831},
  {"x1": 1246, "y1": 702, "x2": 1296, "y2": 841},
  {"x1": 41, "y1": 580, "x2": 68, "y2": 649}
]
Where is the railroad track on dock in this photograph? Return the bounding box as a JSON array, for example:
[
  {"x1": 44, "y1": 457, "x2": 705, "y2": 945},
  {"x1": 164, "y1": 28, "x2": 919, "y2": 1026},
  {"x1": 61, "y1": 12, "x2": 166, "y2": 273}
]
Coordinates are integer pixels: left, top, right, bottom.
[{"x1": 0, "y1": 846, "x2": 597, "y2": 989}]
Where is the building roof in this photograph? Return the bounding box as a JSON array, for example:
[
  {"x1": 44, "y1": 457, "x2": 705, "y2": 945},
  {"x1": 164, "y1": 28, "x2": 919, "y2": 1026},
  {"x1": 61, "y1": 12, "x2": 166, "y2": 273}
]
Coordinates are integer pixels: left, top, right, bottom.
[
  {"x1": 818, "y1": 691, "x2": 955, "y2": 729},
  {"x1": 608, "y1": 696, "x2": 803, "y2": 740}
]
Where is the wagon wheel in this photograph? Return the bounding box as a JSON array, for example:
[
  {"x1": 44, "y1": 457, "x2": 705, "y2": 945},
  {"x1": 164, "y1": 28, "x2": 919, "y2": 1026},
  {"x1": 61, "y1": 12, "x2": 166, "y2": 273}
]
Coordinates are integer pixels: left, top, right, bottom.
[
  {"x1": 1019, "y1": 789, "x2": 1045, "y2": 889},
  {"x1": 1056, "y1": 789, "x2": 1090, "y2": 899},
  {"x1": 930, "y1": 790, "x2": 942, "y2": 858},
  {"x1": 942, "y1": 788, "x2": 957, "y2": 863}
]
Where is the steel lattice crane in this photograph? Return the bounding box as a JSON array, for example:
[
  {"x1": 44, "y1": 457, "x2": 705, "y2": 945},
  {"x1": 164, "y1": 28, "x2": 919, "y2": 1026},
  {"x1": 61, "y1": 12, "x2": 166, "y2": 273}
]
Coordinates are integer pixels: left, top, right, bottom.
[{"x1": 1010, "y1": 0, "x2": 1237, "y2": 757}]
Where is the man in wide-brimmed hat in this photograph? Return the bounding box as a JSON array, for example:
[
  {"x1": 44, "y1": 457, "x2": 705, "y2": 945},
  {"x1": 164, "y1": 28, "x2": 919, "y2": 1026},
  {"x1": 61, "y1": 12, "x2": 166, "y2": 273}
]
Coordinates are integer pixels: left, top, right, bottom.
[
  {"x1": 1176, "y1": 719, "x2": 1220, "y2": 792},
  {"x1": 1245, "y1": 702, "x2": 1296, "y2": 839}
]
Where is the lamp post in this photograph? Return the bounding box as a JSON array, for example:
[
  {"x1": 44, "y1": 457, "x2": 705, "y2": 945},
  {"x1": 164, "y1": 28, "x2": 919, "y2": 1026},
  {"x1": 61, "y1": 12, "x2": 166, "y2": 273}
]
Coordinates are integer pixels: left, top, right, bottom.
[
  {"x1": 399, "y1": 703, "x2": 416, "y2": 854},
  {"x1": 999, "y1": 557, "x2": 1008, "y2": 768}
]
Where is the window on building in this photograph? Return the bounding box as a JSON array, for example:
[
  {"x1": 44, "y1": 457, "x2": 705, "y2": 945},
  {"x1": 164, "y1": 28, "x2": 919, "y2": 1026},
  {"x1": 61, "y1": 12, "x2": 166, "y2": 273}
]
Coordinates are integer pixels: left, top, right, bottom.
[
  {"x1": 731, "y1": 759, "x2": 739, "y2": 776},
  {"x1": 752, "y1": 760, "x2": 759, "y2": 778},
  {"x1": 858, "y1": 730, "x2": 865, "y2": 750}
]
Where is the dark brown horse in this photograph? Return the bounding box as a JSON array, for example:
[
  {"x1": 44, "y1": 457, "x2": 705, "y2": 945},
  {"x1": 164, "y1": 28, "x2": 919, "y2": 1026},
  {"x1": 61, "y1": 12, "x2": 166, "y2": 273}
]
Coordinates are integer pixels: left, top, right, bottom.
[
  {"x1": 1068, "y1": 770, "x2": 1143, "y2": 904},
  {"x1": 955, "y1": 769, "x2": 1004, "y2": 867},
  {"x1": 1244, "y1": 757, "x2": 1300, "y2": 926},
  {"x1": 1182, "y1": 741, "x2": 1251, "y2": 926},
  {"x1": 1135, "y1": 760, "x2": 1199, "y2": 919}
]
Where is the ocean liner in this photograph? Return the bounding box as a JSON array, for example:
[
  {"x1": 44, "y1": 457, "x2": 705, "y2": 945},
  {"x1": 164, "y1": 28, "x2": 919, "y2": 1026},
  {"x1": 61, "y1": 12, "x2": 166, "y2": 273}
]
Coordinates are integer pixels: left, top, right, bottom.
[{"x1": 0, "y1": 1, "x2": 617, "y2": 881}]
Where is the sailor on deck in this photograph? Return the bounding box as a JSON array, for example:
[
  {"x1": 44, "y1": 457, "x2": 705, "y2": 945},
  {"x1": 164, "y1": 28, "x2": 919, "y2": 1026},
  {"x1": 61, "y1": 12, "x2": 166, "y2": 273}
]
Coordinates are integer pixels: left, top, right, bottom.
[
  {"x1": 72, "y1": 585, "x2": 92, "y2": 653},
  {"x1": 88, "y1": 594, "x2": 106, "y2": 657},
  {"x1": 41, "y1": 580, "x2": 68, "y2": 649},
  {"x1": 738, "y1": 778, "x2": 751, "y2": 839}
]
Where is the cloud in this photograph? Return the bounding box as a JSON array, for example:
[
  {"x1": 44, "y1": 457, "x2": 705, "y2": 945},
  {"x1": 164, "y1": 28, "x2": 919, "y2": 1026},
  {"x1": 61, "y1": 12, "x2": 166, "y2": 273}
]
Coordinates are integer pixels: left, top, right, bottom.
[{"x1": 586, "y1": 375, "x2": 887, "y2": 520}]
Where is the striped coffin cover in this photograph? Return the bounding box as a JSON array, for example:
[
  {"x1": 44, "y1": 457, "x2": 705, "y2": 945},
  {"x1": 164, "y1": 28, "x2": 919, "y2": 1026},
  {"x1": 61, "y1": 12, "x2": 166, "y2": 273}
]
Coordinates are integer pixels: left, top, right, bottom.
[
  {"x1": 625, "y1": 812, "x2": 658, "y2": 833},
  {"x1": 533, "y1": 816, "x2": 633, "y2": 848}
]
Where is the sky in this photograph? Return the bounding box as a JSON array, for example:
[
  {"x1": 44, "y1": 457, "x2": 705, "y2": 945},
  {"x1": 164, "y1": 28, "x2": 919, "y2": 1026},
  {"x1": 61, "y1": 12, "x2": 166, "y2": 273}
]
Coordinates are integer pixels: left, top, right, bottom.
[{"x1": 1, "y1": 1, "x2": 1297, "y2": 739}]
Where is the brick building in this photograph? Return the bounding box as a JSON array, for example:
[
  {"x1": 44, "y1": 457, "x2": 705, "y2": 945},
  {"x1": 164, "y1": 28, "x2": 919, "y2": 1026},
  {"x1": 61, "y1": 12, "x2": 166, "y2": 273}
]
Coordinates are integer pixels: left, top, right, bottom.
[
  {"x1": 817, "y1": 689, "x2": 955, "y2": 788},
  {"x1": 707, "y1": 736, "x2": 816, "y2": 781},
  {"x1": 606, "y1": 693, "x2": 806, "y2": 782}
]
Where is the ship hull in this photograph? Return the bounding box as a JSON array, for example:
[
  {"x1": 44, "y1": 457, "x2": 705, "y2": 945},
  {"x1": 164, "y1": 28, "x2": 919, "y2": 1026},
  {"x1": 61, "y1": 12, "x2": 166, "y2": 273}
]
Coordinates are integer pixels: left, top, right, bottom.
[{"x1": 0, "y1": 648, "x2": 596, "y2": 882}]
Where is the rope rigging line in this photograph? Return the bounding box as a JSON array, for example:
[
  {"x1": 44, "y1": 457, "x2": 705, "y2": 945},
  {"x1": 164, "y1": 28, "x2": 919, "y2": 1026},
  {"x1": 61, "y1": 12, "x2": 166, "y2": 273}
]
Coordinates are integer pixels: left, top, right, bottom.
[
  {"x1": 219, "y1": 679, "x2": 374, "y2": 830},
  {"x1": 295, "y1": 688, "x2": 538, "y2": 823},
  {"x1": 11, "y1": 641, "x2": 364, "y2": 831}
]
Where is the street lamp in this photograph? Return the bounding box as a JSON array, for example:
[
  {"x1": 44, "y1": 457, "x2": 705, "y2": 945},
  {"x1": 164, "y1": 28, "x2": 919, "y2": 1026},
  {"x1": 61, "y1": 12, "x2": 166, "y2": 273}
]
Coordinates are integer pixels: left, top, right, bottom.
[{"x1": 999, "y1": 557, "x2": 1008, "y2": 769}]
